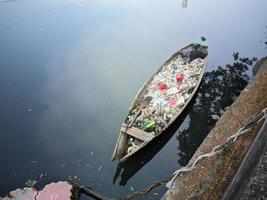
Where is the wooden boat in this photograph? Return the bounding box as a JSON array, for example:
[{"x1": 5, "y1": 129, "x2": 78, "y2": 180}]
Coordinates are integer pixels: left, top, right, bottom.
[{"x1": 112, "y1": 43, "x2": 208, "y2": 163}]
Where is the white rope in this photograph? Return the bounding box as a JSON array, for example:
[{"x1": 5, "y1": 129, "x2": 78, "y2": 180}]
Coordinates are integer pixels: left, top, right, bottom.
[{"x1": 166, "y1": 107, "x2": 267, "y2": 188}]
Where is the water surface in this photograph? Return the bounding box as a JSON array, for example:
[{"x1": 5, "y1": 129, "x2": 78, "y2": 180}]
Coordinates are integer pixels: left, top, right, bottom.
[{"x1": 0, "y1": 0, "x2": 266, "y2": 198}]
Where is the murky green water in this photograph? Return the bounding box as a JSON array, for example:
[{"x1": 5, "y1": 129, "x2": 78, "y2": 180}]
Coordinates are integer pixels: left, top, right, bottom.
[{"x1": 0, "y1": 0, "x2": 266, "y2": 199}]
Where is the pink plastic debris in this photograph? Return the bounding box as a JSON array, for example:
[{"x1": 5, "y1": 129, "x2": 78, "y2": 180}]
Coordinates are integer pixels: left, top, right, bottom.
[
  {"x1": 2, "y1": 187, "x2": 37, "y2": 200},
  {"x1": 161, "y1": 90, "x2": 167, "y2": 95},
  {"x1": 36, "y1": 182, "x2": 72, "y2": 200},
  {"x1": 176, "y1": 72, "x2": 184, "y2": 82},
  {"x1": 169, "y1": 98, "x2": 177, "y2": 106},
  {"x1": 1, "y1": 182, "x2": 72, "y2": 200},
  {"x1": 159, "y1": 82, "x2": 167, "y2": 90}
]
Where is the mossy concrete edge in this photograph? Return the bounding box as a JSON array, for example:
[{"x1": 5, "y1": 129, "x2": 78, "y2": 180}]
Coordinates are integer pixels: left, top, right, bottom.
[{"x1": 162, "y1": 58, "x2": 267, "y2": 200}]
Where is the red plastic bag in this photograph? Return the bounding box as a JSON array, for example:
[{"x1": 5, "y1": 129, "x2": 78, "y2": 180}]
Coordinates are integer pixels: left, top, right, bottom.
[
  {"x1": 176, "y1": 72, "x2": 184, "y2": 82},
  {"x1": 159, "y1": 82, "x2": 167, "y2": 90}
]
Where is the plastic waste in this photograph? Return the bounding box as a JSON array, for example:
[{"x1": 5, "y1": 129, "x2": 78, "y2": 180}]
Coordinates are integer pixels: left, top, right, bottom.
[
  {"x1": 176, "y1": 72, "x2": 184, "y2": 82},
  {"x1": 143, "y1": 120, "x2": 156, "y2": 130},
  {"x1": 127, "y1": 55, "x2": 205, "y2": 139},
  {"x1": 167, "y1": 87, "x2": 178, "y2": 96},
  {"x1": 159, "y1": 82, "x2": 167, "y2": 90},
  {"x1": 168, "y1": 98, "x2": 177, "y2": 106},
  {"x1": 25, "y1": 179, "x2": 38, "y2": 187}
]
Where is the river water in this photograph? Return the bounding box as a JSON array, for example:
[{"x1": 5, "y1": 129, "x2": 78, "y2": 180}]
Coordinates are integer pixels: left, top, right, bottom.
[{"x1": 0, "y1": 0, "x2": 266, "y2": 199}]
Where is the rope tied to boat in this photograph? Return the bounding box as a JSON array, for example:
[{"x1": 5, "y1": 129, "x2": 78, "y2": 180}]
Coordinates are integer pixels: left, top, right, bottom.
[{"x1": 71, "y1": 107, "x2": 267, "y2": 200}]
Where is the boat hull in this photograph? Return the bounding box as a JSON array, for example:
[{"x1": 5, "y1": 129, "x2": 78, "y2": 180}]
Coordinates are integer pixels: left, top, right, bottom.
[{"x1": 112, "y1": 43, "x2": 208, "y2": 163}]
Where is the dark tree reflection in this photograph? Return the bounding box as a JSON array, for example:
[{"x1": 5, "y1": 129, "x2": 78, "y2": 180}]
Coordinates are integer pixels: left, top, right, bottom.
[{"x1": 177, "y1": 53, "x2": 257, "y2": 166}]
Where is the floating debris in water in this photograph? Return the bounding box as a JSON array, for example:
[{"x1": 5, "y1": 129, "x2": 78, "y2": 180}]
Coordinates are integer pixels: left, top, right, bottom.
[
  {"x1": 76, "y1": 159, "x2": 83, "y2": 167},
  {"x1": 97, "y1": 165, "x2": 102, "y2": 172},
  {"x1": 130, "y1": 186, "x2": 135, "y2": 192},
  {"x1": 39, "y1": 172, "x2": 44, "y2": 179},
  {"x1": 61, "y1": 162, "x2": 66, "y2": 168},
  {"x1": 25, "y1": 179, "x2": 38, "y2": 187}
]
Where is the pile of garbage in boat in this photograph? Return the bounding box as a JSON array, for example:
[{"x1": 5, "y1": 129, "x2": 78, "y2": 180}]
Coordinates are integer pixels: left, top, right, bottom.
[{"x1": 126, "y1": 55, "x2": 205, "y2": 153}]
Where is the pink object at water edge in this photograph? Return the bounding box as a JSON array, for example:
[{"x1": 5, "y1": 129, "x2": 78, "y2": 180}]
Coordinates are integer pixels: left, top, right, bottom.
[
  {"x1": 1, "y1": 187, "x2": 38, "y2": 200},
  {"x1": 1, "y1": 181, "x2": 72, "y2": 200},
  {"x1": 36, "y1": 182, "x2": 72, "y2": 200}
]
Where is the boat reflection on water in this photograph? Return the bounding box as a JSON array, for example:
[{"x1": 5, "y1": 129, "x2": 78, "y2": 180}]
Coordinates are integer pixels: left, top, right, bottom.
[{"x1": 113, "y1": 53, "x2": 258, "y2": 186}]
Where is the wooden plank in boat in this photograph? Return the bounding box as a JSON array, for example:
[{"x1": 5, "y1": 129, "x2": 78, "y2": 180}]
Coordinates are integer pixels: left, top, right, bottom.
[{"x1": 126, "y1": 127, "x2": 154, "y2": 142}]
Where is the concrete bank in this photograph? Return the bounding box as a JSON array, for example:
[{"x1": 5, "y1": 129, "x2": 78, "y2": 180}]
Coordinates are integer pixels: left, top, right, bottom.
[{"x1": 162, "y1": 58, "x2": 267, "y2": 200}]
